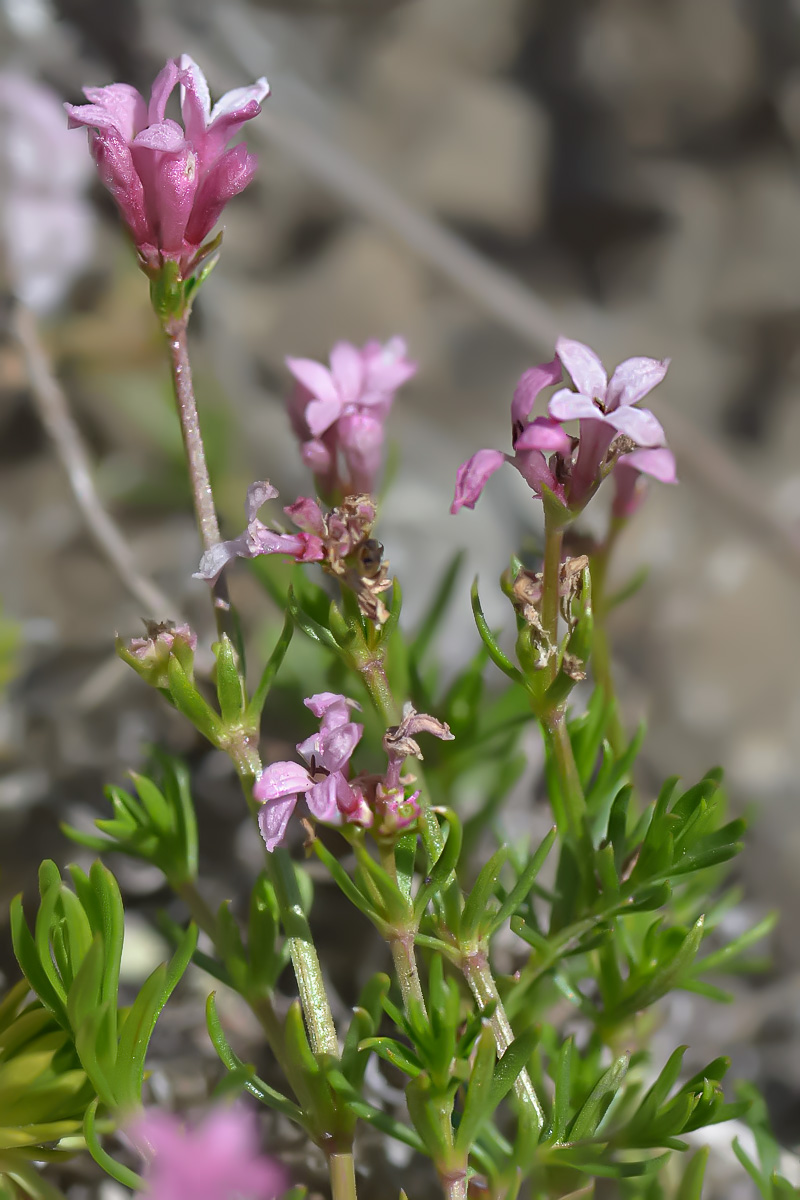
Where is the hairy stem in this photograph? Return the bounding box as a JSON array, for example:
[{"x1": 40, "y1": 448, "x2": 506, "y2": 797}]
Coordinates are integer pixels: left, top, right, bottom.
[
  {"x1": 269, "y1": 847, "x2": 339, "y2": 1057},
  {"x1": 164, "y1": 316, "x2": 232, "y2": 639},
  {"x1": 461, "y1": 951, "x2": 544, "y2": 1133}
]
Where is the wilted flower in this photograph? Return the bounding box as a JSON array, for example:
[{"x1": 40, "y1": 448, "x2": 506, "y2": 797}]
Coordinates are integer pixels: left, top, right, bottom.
[
  {"x1": 0, "y1": 71, "x2": 94, "y2": 311},
  {"x1": 287, "y1": 337, "x2": 417, "y2": 498},
  {"x1": 128, "y1": 1105, "x2": 285, "y2": 1200},
  {"x1": 254, "y1": 692, "x2": 370, "y2": 851},
  {"x1": 194, "y1": 481, "x2": 324, "y2": 584},
  {"x1": 66, "y1": 55, "x2": 268, "y2": 277}
]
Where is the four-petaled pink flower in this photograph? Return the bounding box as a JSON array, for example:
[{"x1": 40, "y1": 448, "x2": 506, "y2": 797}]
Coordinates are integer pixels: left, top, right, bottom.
[
  {"x1": 451, "y1": 338, "x2": 676, "y2": 519},
  {"x1": 128, "y1": 1105, "x2": 286, "y2": 1200},
  {"x1": 194, "y1": 481, "x2": 324, "y2": 584},
  {"x1": 254, "y1": 692, "x2": 371, "y2": 851},
  {"x1": 287, "y1": 338, "x2": 417, "y2": 498},
  {"x1": 611, "y1": 447, "x2": 678, "y2": 519},
  {"x1": 548, "y1": 337, "x2": 673, "y2": 505},
  {"x1": 451, "y1": 356, "x2": 574, "y2": 513},
  {"x1": 65, "y1": 55, "x2": 268, "y2": 275}
]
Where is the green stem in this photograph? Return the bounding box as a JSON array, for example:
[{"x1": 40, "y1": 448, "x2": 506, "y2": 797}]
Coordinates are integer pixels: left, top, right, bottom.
[
  {"x1": 460, "y1": 951, "x2": 544, "y2": 1133},
  {"x1": 328, "y1": 1152, "x2": 358, "y2": 1200},
  {"x1": 376, "y1": 842, "x2": 427, "y2": 1015},
  {"x1": 541, "y1": 516, "x2": 564, "y2": 685},
  {"x1": 269, "y1": 847, "x2": 339, "y2": 1057},
  {"x1": 543, "y1": 710, "x2": 586, "y2": 840}
]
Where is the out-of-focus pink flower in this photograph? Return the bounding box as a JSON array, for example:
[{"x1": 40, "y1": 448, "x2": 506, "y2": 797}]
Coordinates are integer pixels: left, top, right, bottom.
[
  {"x1": 254, "y1": 692, "x2": 370, "y2": 851},
  {"x1": 0, "y1": 71, "x2": 94, "y2": 311},
  {"x1": 611, "y1": 446, "x2": 678, "y2": 519},
  {"x1": 194, "y1": 481, "x2": 324, "y2": 584},
  {"x1": 128, "y1": 1105, "x2": 286, "y2": 1200},
  {"x1": 549, "y1": 337, "x2": 669, "y2": 505},
  {"x1": 451, "y1": 356, "x2": 573, "y2": 513},
  {"x1": 118, "y1": 620, "x2": 197, "y2": 688},
  {"x1": 65, "y1": 55, "x2": 268, "y2": 275},
  {"x1": 286, "y1": 337, "x2": 417, "y2": 497}
]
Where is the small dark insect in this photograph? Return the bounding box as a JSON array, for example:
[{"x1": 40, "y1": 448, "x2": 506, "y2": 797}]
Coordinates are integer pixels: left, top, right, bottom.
[{"x1": 357, "y1": 538, "x2": 385, "y2": 579}]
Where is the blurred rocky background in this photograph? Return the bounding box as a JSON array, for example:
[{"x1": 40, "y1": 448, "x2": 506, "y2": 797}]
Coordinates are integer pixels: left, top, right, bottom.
[{"x1": 1, "y1": 0, "x2": 800, "y2": 1195}]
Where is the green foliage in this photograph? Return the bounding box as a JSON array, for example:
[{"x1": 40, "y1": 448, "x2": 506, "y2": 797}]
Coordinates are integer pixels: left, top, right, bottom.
[{"x1": 62, "y1": 754, "x2": 199, "y2": 886}]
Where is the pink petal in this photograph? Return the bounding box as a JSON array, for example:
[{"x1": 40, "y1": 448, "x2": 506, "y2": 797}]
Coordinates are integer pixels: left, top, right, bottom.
[
  {"x1": 87, "y1": 129, "x2": 150, "y2": 244},
  {"x1": 512, "y1": 448, "x2": 559, "y2": 497},
  {"x1": 148, "y1": 58, "x2": 180, "y2": 125},
  {"x1": 305, "y1": 396, "x2": 343, "y2": 438},
  {"x1": 208, "y1": 78, "x2": 270, "y2": 126},
  {"x1": 510, "y1": 356, "x2": 563, "y2": 426},
  {"x1": 338, "y1": 411, "x2": 384, "y2": 494},
  {"x1": 304, "y1": 693, "x2": 361, "y2": 722},
  {"x1": 300, "y1": 438, "x2": 332, "y2": 476},
  {"x1": 298, "y1": 721, "x2": 363, "y2": 774},
  {"x1": 514, "y1": 415, "x2": 572, "y2": 455},
  {"x1": 451, "y1": 448, "x2": 506, "y2": 514},
  {"x1": 150, "y1": 149, "x2": 199, "y2": 252},
  {"x1": 330, "y1": 341, "x2": 365, "y2": 405},
  {"x1": 253, "y1": 761, "x2": 312, "y2": 802},
  {"x1": 66, "y1": 102, "x2": 127, "y2": 133},
  {"x1": 303, "y1": 774, "x2": 340, "y2": 823},
  {"x1": 258, "y1": 794, "x2": 298, "y2": 852},
  {"x1": 193, "y1": 534, "x2": 250, "y2": 582},
  {"x1": 548, "y1": 387, "x2": 602, "y2": 423},
  {"x1": 285, "y1": 357, "x2": 340, "y2": 410},
  {"x1": 80, "y1": 83, "x2": 147, "y2": 139},
  {"x1": 132, "y1": 119, "x2": 188, "y2": 153},
  {"x1": 604, "y1": 404, "x2": 665, "y2": 448},
  {"x1": 185, "y1": 143, "x2": 257, "y2": 245},
  {"x1": 178, "y1": 54, "x2": 211, "y2": 141},
  {"x1": 245, "y1": 480, "x2": 279, "y2": 523},
  {"x1": 284, "y1": 496, "x2": 326, "y2": 536},
  {"x1": 555, "y1": 337, "x2": 608, "y2": 400},
  {"x1": 619, "y1": 446, "x2": 678, "y2": 484},
  {"x1": 606, "y1": 356, "x2": 670, "y2": 409},
  {"x1": 362, "y1": 337, "x2": 418, "y2": 394},
  {"x1": 248, "y1": 526, "x2": 325, "y2": 562}
]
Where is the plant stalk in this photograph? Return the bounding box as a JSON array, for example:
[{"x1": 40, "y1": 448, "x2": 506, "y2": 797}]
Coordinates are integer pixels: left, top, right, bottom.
[
  {"x1": 461, "y1": 951, "x2": 544, "y2": 1133},
  {"x1": 541, "y1": 516, "x2": 564, "y2": 685},
  {"x1": 328, "y1": 1152, "x2": 359, "y2": 1200},
  {"x1": 163, "y1": 316, "x2": 232, "y2": 639},
  {"x1": 588, "y1": 524, "x2": 626, "y2": 754}
]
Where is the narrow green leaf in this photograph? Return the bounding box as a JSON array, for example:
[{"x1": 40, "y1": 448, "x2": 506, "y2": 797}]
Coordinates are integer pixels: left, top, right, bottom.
[
  {"x1": 470, "y1": 579, "x2": 524, "y2": 685},
  {"x1": 569, "y1": 1054, "x2": 629, "y2": 1141},
  {"x1": 83, "y1": 1099, "x2": 144, "y2": 1192},
  {"x1": 488, "y1": 827, "x2": 558, "y2": 938},
  {"x1": 205, "y1": 993, "x2": 303, "y2": 1124},
  {"x1": 246, "y1": 614, "x2": 294, "y2": 723},
  {"x1": 213, "y1": 635, "x2": 246, "y2": 725}
]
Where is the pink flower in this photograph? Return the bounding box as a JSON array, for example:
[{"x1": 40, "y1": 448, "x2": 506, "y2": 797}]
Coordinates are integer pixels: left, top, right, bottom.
[
  {"x1": 194, "y1": 481, "x2": 324, "y2": 584},
  {"x1": 254, "y1": 692, "x2": 370, "y2": 850},
  {"x1": 451, "y1": 356, "x2": 573, "y2": 513},
  {"x1": 549, "y1": 337, "x2": 669, "y2": 505},
  {"x1": 611, "y1": 446, "x2": 678, "y2": 519},
  {"x1": 65, "y1": 55, "x2": 268, "y2": 275},
  {"x1": 128, "y1": 1105, "x2": 286, "y2": 1200},
  {"x1": 452, "y1": 339, "x2": 675, "y2": 519},
  {"x1": 286, "y1": 337, "x2": 417, "y2": 497}
]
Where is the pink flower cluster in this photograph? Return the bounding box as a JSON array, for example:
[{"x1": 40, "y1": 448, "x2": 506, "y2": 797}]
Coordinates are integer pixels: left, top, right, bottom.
[
  {"x1": 254, "y1": 693, "x2": 453, "y2": 850},
  {"x1": 452, "y1": 337, "x2": 677, "y2": 520},
  {"x1": 128, "y1": 1105, "x2": 285, "y2": 1200},
  {"x1": 66, "y1": 56, "x2": 268, "y2": 275},
  {"x1": 287, "y1": 338, "x2": 417, "y2": 498}
]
